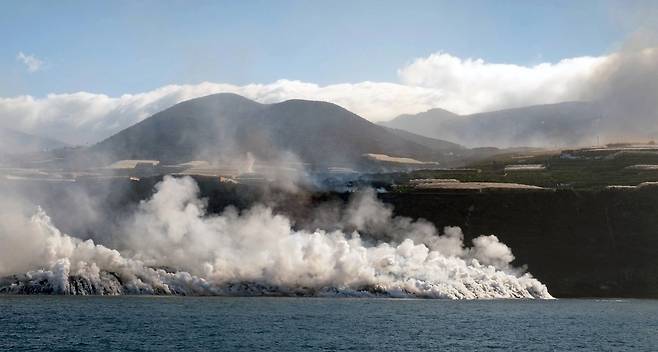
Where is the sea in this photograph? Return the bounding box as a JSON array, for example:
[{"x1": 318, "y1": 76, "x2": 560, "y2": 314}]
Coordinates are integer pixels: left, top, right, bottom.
[{"x1": 1, "y1": 296, "x2": 657, "y2": 351}]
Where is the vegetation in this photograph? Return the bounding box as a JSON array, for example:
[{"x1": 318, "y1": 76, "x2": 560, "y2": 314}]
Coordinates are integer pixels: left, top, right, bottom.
[{"x1": 365, "y1": 148, "x2": 658, "y2": 191}]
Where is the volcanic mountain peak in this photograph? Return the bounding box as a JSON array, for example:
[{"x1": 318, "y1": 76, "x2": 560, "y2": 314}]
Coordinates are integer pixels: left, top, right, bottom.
[{"x1": 90, "y1": 93, "x2": 463, "y2": 169}]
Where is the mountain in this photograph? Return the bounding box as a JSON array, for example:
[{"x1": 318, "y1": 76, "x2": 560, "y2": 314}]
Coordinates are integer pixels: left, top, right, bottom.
[
  {"x1": 386, "y1": 127, "x2": 463, "y2": 152},
  {"x1": 0, "y1": 128, "x2": 68, "y2": 154},
  {"x1": 387, "y1": 108, "x2": 460, "y2": 135},
  {"x1": 90, "y1": 93, "x2": 462, "y2": 168},
  {"x1": 382, "y1": 102, "x2": 606, "y2": 148}
]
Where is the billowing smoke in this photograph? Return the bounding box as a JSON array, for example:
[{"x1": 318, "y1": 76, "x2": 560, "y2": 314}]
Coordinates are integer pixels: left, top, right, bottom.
[
  {"x1": 584, "y1": 46, "x2": 658, "y2": 142},
  {"x1": 0, "y1": 176, "x2": 551, "y2": 299}
]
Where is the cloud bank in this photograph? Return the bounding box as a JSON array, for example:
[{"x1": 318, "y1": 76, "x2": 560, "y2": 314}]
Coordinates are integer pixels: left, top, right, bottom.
[
  {"x1": 398, "y1": 53, "x2": 607, "y2": 114},
  {"x1": 0, "y1": 51, "x2": 635, "y2": 145}
]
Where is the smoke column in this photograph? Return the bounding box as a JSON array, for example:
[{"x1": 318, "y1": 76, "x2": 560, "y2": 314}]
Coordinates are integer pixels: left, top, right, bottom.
[{"x1": 0, "y1": 176, "x2": 551, "y2": 299}]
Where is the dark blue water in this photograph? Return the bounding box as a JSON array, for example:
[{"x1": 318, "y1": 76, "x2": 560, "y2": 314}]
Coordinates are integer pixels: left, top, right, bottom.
[{"x1": 1, "y1": 297, "x2": 657, "y2": 351}]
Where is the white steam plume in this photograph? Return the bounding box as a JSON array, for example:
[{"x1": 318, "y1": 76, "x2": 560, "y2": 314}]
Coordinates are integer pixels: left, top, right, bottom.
[{"x1": 0, "y1": 176, "x2": 551, "y2": 299}]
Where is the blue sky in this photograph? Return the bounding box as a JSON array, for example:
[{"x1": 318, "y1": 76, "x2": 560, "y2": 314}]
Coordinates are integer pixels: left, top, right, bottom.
[{"x1": 0, "y1": 0, "x2": 641, "y2": 97}]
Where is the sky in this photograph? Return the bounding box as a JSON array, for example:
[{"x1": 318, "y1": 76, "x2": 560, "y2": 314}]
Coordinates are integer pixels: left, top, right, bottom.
[
  {"x1": 1, "y1": 0, "x2": 656, "y2": 144},
  {"x1": 0, "y1": 0, "x2": 637, "y2": 96}
]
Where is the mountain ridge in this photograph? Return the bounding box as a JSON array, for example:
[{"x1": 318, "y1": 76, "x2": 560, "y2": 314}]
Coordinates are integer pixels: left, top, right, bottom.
[
  {"x1": 0, "y1": 128, "x2": 69, "y2": 154},
  {"x1": 90, "y1": 93, "x2": 463, "y2": 169},
  {"x1": 381, "y1": 101, "x2": 605, "y2": 148}
]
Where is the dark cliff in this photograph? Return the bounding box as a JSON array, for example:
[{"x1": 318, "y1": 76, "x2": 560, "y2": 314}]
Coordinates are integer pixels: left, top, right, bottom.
[{"x1": 380, "y1": 189, "x2": 658, "y2": 298}]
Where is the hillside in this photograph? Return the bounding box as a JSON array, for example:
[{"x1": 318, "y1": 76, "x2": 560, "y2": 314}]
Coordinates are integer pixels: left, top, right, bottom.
[
  {"x1": 90, "y1": 93, "x2": 462, "y2": 168},
  {"x1": 0, "y1": 128, "x2": 68, "y2": 154},
  {"x1": 382, "y1": 102, "x2": 605, "y2": 148}
]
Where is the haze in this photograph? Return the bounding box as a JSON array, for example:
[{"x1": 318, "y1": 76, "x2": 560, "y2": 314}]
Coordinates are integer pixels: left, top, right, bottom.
[{"x1": 2, "y1": 0, "x2": 658, "y2": 148}]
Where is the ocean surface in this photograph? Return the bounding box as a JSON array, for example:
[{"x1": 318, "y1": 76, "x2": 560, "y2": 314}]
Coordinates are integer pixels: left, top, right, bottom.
[{"x1": 1, "y1": 297, "x2": 657, "y2": 351}]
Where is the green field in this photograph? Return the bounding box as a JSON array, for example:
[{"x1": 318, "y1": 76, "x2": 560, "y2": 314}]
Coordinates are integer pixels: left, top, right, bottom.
[{"x1": 369, "y1": 148, "x2": 658, "y2": 191}]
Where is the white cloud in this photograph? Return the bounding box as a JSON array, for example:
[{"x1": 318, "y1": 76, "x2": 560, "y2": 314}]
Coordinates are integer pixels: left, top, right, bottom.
[
  {"x1": 16, "y1": 52, "x2": 44, "y2": 73},
  {"x1": 398, "y1": 52, "x2": 608, "y2": 114},
  {"x1": 0, "y1": 80, "x2": 448, "y2": 144},
  {"x1": 0, "y1": 52, "x2": 612, "y2": 145}
]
